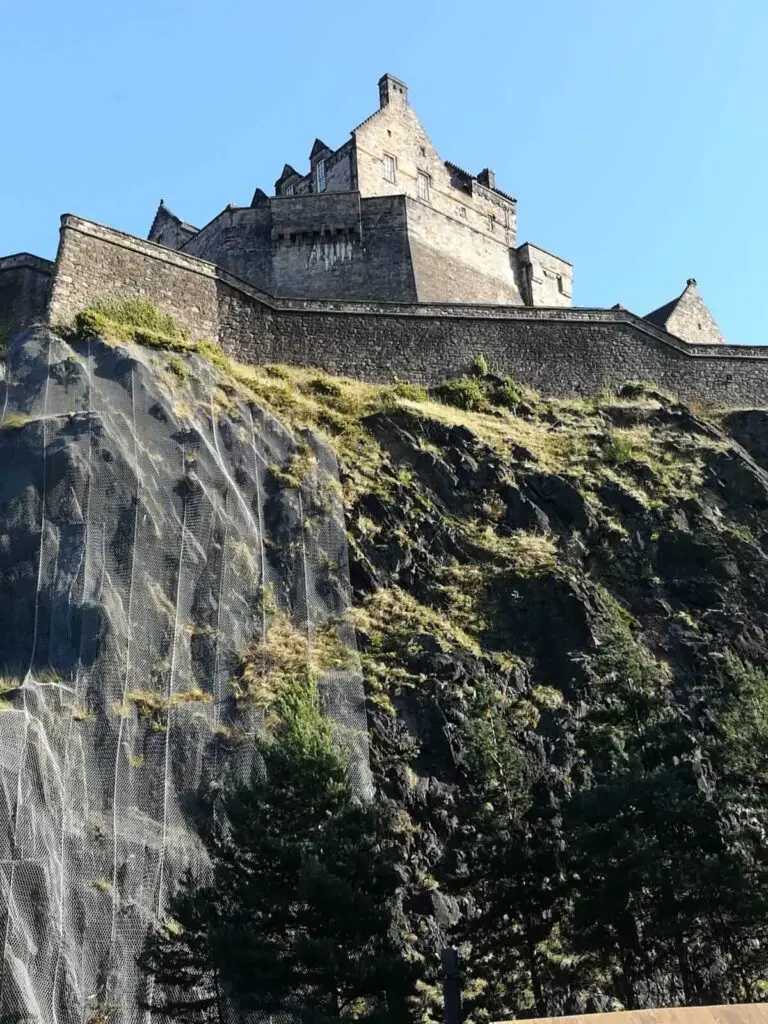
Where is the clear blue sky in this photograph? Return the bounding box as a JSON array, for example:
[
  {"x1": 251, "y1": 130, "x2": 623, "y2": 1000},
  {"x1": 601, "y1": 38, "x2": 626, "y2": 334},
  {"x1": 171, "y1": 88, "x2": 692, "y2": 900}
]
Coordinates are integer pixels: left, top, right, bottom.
[{"x1": 2, "y1": 0, "x2": 767, "y2": 342}]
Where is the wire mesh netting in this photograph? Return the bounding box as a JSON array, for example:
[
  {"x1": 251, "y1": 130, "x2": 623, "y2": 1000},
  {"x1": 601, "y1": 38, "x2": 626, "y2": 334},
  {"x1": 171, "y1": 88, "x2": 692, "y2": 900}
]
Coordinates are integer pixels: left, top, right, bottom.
[{"x1": 0, "y1": 328, "x2": 371, "y2": 1023}]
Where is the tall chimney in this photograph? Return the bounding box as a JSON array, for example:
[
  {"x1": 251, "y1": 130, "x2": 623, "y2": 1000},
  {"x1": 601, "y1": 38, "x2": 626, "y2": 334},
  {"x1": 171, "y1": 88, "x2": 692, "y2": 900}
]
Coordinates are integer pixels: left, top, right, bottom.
[{"x1": 378, "y1": 74, "x2": 409, "y2": 108}]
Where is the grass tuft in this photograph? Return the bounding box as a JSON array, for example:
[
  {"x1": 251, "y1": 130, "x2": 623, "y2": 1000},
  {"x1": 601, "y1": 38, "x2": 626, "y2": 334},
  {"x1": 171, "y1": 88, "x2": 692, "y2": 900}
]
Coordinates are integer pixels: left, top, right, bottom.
[{"x1": 0, "y1": 413, "x2": 31, "y2": 431}]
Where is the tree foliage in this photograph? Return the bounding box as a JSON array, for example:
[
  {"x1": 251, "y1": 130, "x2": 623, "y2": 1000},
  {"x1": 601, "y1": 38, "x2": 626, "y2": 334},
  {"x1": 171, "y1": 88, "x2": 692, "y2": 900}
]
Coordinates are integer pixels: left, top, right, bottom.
[
  {"x1": 140, "y1": 679, "x2": 417, "y2": 1022},
  {"x1": 453, "y1": 608, "x2": 768, "y2": 1020}
]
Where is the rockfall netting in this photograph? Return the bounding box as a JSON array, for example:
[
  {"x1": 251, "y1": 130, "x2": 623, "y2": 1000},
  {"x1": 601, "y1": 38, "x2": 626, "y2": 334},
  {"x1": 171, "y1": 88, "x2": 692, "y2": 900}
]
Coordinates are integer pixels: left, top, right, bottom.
[{"x1": 0, "y1": 329, "x2": 370, "y2": 1023}]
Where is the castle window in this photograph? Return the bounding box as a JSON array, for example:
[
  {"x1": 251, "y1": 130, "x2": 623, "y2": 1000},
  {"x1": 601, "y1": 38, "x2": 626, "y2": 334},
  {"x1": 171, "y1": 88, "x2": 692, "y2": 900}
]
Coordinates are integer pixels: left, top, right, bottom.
[
  {"x1": 383, "y1": 154, "x2": 396, "y2": 183},
  {"x1": 488, "y1": 214, "x2": 496, "y2": 232},
  {"x1": 557, "y1": 274, "x2": 565, "y2": 294},
  {"x1": 459, "y1": 206, "x2": 467, "y2": 218},
  {"x1": 284, "y1": 183, "x2": 295, "y2": 196},
  {"x1": 417, "y1": 171, "x2": 431, "y2": 202},
  {"x1": 316, "y1": 159, "x2": 326, "y2": 192}
]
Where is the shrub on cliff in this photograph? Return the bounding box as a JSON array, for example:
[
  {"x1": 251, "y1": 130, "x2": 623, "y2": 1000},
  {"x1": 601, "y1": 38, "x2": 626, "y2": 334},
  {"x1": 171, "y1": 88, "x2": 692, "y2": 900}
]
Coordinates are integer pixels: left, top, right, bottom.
[
  {"x1": 470, "y1": 353, "x2": 489, "y2": 377},
  {"x1": 433, "y1": 377, "x2": 486, "y2": 412},
  {"x1": 489, "y1": 376, "x2": 524, "y2": 410}
]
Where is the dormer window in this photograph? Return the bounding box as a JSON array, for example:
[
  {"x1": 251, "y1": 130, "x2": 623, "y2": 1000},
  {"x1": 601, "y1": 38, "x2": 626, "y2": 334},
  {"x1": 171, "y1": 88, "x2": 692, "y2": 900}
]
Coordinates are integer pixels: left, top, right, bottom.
[
  {"x1": 383, "y1": 154, "x2": 396, "y2": 183},
  {"x1": 417, "y1": 171, "x2": 430, "y2": 202},
  {"x1": 316, "y1": 159, "x2": 326, "y2": 192}
]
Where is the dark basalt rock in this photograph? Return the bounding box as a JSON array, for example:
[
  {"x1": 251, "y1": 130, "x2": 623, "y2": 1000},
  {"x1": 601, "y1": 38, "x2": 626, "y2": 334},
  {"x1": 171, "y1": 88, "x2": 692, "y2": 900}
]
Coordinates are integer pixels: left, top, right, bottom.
[{"x1": 522, "y1": 471, "x2": 596, "y2": 534}]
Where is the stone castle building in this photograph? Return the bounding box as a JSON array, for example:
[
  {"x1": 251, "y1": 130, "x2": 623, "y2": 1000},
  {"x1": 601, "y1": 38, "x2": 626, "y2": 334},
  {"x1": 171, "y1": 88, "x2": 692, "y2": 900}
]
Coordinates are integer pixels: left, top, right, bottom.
[
  {"x1": 4, "y1": 71, "x2": 761, "y2": 406},
  {"x1": 146, "y1": 74, "x2": 573, "y2": 307}
]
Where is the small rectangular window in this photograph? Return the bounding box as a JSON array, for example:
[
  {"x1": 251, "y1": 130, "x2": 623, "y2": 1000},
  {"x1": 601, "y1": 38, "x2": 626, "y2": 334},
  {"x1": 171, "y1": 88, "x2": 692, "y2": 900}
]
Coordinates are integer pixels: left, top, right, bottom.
[
  {"x1": 417, "y1": 171, "x2": 430, "y2": 202},
  {"x1": 488, "y1": 214, "x2": 496, "y2": 232},
  {"x1": 383, "y1": 154, "x2": 396, "y2": 183},
  {"x1": 284, "y1": 183, "x2": 294, "y2": 197},
  {"x1": 316, "y1": 159, "x2": 326, "y2": 192},
  {"x1": 557, "y1": 274, "x2": 565, "y2": 295}
]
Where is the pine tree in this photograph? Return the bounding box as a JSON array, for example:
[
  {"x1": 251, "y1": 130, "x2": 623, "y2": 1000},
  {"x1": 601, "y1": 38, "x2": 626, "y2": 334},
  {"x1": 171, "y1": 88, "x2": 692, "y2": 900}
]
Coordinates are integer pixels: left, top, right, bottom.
[
  {"x1": 138, "y1": 870, "x2": 223, "y2": 1023},
  {"x1": 140, "y1": 678, "x2": 417, "y2": 1022}
]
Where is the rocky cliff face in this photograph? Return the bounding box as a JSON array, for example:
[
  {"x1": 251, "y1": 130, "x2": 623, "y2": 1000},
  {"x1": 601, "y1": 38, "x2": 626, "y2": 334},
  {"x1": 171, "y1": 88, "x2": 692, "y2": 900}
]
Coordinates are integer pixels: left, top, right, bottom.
[
  {"x1": 0, "y1": 327, "x2": 367, "y2": 1023},
  {"x1": 3, "y1": 322, "x2": 768, "y2": 1022}
]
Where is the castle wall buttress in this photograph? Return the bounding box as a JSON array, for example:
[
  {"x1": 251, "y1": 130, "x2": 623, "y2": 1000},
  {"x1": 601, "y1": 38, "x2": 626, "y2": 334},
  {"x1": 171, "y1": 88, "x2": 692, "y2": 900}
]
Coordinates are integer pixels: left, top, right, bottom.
[
  {"x1": 49, "y1": 216, "x2": 221, "y2": 342},
  {"x1": 405, "y1": 198, "x2": 523, "y2": 304},
  {"x1": 0, "y1": 255, "x2": 53, "y2": 338}
]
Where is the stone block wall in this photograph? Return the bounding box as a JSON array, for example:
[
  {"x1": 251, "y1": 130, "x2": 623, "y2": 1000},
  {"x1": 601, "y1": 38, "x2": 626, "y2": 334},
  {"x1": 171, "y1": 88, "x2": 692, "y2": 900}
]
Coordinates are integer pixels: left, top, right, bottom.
[
  {"x1": 43, "y1": 215, "x2": 768, "y2": 407},
  {"x1": 181, "y1": 195, "x2": 417, "y2": 303},
  {"x1": 220, "y1": 298, "x2": 768, "y2": 406},
  {"x1": 181, "y1": 207, "x2": 273, "y2": 292},
  {"x1": 48, "y1": 216, "x2": 221, "y2": 342},
  {"x1": 0, "y1": 254, "x2": 53, "y2": 337},
  {"x1": 517, "y1": 243, "x2": 573, "y2": 307}
]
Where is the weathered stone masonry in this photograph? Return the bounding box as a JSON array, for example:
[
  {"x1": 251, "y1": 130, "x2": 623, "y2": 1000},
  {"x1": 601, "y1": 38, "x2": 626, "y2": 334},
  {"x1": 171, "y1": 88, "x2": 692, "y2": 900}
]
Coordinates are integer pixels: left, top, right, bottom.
[
  {"x1": 43, "y1": 214, "x2": 768, "y2": 406},
  {"x1": 147, "y1": 75, "x2": 574, "y2": 309},
  {"x1": 0, "y1": 254, "x2": 54, "y2": 336}
]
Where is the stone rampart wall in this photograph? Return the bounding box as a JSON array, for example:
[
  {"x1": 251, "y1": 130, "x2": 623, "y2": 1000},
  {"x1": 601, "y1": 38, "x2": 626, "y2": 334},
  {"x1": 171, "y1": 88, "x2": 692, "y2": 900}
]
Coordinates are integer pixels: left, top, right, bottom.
[
  {"x1": 45, "y1": 215, "x2": 768, "y2": 406},
  {"x1": 0, "y1": 254, "x2": 53, "y2": 337},
  {"x1": 181, "y1": 196, "x2": 417, "y2": 302},
  {"x1": 49, "y1": 216, "x2": 223, "y2": 341},
  {"x1": 218, "y1": 292, "x2": 768, "y2": 405}
]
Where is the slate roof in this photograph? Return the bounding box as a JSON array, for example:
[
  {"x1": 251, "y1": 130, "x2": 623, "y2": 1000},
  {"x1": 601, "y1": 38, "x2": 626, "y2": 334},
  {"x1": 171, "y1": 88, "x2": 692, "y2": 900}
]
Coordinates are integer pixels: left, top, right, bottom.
[
  {"x1": 645, "y1": 294, "x2": 683, "y2": 328},
  {"x1": 645, "y1": 279, "x2": 699, "y2": 328}
]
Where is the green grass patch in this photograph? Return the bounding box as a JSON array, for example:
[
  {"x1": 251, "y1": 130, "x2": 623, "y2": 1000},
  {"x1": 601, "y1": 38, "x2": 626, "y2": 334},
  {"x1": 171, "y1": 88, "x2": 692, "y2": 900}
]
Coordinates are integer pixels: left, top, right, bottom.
[
  {"x1": 75, "y1": 298, "x2": 192, "y2": 352},
  {"x1": 232, "y1": 611, "x2": 354, "y2": 715},
  {"x1": 384, "y1": 382, "x2": 429, "y2": 403},
  {"x1": 602, "y1": 431, "x2": 634, "y2": 465}
]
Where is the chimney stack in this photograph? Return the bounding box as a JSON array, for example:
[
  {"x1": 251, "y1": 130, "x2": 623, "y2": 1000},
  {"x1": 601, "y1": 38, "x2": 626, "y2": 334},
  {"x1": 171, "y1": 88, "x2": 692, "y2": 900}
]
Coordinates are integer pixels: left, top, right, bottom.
[{"x1": 378, "y1": 74, "x2": 409, "y2": 108}]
